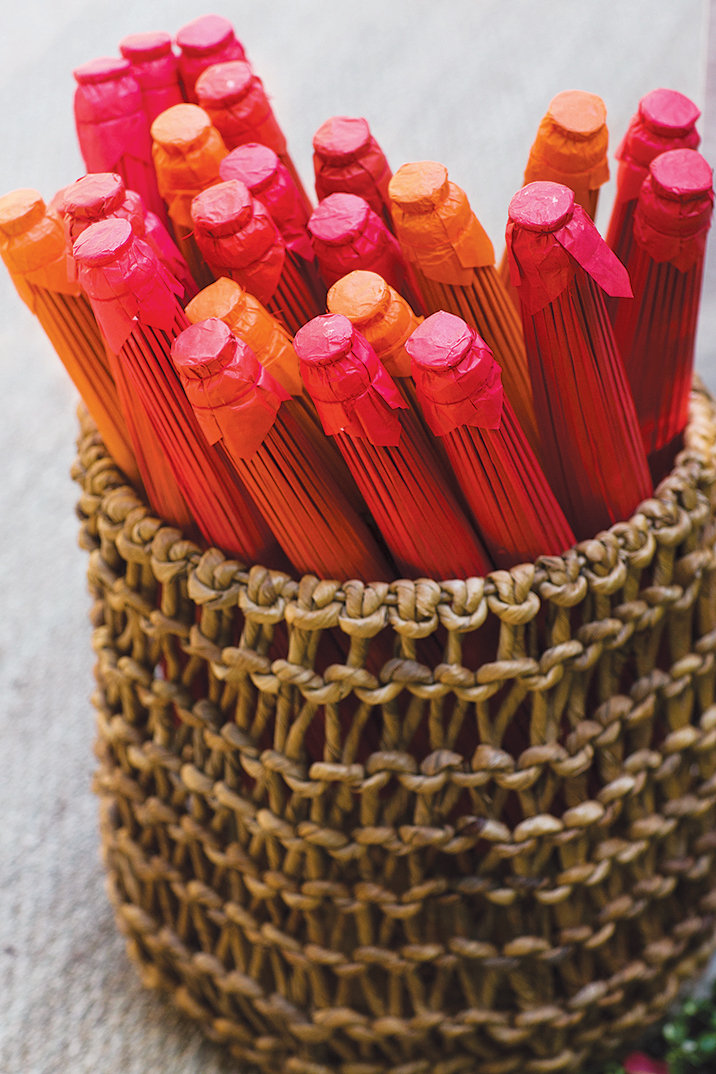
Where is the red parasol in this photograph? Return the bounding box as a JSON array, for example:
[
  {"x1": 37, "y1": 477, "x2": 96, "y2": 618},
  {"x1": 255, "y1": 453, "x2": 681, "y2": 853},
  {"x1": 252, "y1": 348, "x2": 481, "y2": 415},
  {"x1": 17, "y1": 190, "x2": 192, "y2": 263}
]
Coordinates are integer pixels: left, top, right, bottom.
[
  {"x1": 58, "y1": 171, "x2": 196, "y2": 300},
  {"x1": 73, "y1": 216, "x2": 281, "y2": 565},
  {"x1": 293, "y1": 313, "x2": 493, "y2": 579},
  {"x1": 609, "y1": 149, "x2": 714, "y2": 481},
  {"x1": 195, "y1": 60, "x2": 312, "y2": 214},
  {"x1": 72, "y1": 56, "x2": 168, "y2": 226},
  {"x1": 505, "y1": 180, "x2": 652, "y2": 538},
  {"x1": 191, "y1": 179, "x2": 323, "y2": 335},
  {"x1": 605, "y1": 88, "x2": 701, "y2": 296},
  {"x1": 150, "y1": 102, "x2": 227, "y2": 286},
  {"x1": 308, "y1": 191, "x2": 423, "y2": 312},
  {"x1": 312, "y1": 116, "x2": 394, "y2": 231},
  {"x1": 0, "y1": 187, "x2": 142, "y2": 489},
  {"x1": 174, "y1": 14, "x2": 248, "y2": 103},
  {"x1": 219, "y1": 142, "x2": 326, "y2": 308},
  {"x1": 406, "y1": 311, "x2": 576, "y2": 567},
  {"x1": 389, "y1": 161, "x2": 540, "y2": 453},
  {"x1": 172, "y1": 317, "x2": 393, "y2": 581},
  {"x1": 119, "y1": 31, "x2": 184, "y2": 124}
]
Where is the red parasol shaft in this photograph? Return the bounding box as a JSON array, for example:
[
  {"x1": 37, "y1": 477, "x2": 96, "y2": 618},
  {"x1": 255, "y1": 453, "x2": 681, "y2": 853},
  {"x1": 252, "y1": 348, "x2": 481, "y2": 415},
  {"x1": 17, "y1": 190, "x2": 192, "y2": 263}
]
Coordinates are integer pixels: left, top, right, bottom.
[
  {"x1": 294, "y1": 314, "x2": 493, "y2": 580},
  {"x1": 119, "y1": 32, "x2": 184, "y2": 124},
  {"x1": 175, "y1": 15, "x2": 248, "y2": 103},
  {"x1": 609, "y1": 149, "x2": 714, "y2": 480},
  {"x1": 506, "y1": 180, "x2": 652, "y2": 539},
  {"x1": 73, "y1": 216, "x2": 281, "y2": 565},
  {"x1": 312, "y1": 116, "x2": 394, "y2": 231},
  {"x1": 196, "y1": 60, "x2": 312, "y2": 214},
  {"x1": 406, "y1": 311, "x2": 576, "y2": 567},
  {"x1": 73, "y1": 56, "x2": 168, "y2": 226}
]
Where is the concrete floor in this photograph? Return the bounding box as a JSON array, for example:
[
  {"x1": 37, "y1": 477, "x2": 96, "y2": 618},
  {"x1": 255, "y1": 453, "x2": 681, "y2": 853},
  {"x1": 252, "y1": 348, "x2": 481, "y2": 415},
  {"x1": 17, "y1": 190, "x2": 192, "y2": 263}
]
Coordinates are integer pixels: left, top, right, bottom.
[{"x1": 0, "y1": 2, "x2": 714, "y2": 1071}]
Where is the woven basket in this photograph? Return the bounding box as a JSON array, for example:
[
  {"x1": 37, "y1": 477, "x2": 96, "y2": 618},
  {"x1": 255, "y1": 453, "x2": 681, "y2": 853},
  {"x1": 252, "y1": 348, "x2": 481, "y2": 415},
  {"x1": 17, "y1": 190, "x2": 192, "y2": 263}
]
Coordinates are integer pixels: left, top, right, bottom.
[{"x1": 74, "y1": 379, "x2": 716, "y2": 1074}]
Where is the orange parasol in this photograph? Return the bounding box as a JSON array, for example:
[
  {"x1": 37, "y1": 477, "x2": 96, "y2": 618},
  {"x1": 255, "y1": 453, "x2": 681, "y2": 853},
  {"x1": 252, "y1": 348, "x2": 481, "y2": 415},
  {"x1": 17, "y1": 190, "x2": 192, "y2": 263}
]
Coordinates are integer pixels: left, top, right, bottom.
[
  {"x1": 505, "y1": 181, "x2": 652, "y2": 539},
  {"x1": 294, "y1": 313, "x2": 493, "y2": 579},
  {"x1": 174, "y1": 14, "x2": 248, "y2": 103},
  {"x1": 0, "y1": 188, "x2": 141, "y2": 489},
  {"x1": 326, "y1": 268, "x2": 426, "y2": 418},
  {"x1": 308, "y1": 191, "x2": 423, "y2": 312},
  {"x1": 405, "y1": 311, "x2": 576, "y2": 567},
  {"x1": 196, "y1": 60, "x2": 312, "y2": 214},
  {"x1": 119, "y1": 31, "x2": 184, "y2": 124},
  {"x1": 312, "y1": 116, "x2": 393, "y2": 231},
  {"x1": 73, "y1": 56, "x2": 168, "y2": 226},
  {"x1": 191, "y1": 179, "x2": 323, "y2": 335},
  {"x1": 605, "y1": 89, "x2": 700, "y2": 278},
  {"x1": 73, "y1": 216, "x2": 281, "y2": 565},
  {"x1": 609, "y1": 149, "x2": 714, "y2": 481},
  {"x1": 172, "y1": 317, "x2": 393, "y2": 581},
  {"x1": 58, "y1": 171, "x2": 197, "y2": 300},
  {"x1": 150, "y1": 102, "x2": 227, "y2": 286},
  {"x1": 389, "y1": 161, "x2": 539, "y2": 452}
]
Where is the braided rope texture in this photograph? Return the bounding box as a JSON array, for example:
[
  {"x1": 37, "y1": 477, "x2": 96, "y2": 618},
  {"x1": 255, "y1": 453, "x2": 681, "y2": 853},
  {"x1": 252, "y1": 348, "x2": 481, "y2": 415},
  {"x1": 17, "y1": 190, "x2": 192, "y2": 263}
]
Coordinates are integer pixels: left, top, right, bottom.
[{"x1": 74, "y1": 380, "x2": 716, "y2": 1074}]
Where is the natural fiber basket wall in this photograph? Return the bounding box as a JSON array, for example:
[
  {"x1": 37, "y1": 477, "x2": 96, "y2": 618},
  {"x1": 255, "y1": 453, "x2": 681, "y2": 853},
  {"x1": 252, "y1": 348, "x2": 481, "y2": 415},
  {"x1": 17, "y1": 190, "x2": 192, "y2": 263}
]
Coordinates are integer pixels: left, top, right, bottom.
[{"x1": 74, "y1": 380, "x2": 716, "y2": 1074}]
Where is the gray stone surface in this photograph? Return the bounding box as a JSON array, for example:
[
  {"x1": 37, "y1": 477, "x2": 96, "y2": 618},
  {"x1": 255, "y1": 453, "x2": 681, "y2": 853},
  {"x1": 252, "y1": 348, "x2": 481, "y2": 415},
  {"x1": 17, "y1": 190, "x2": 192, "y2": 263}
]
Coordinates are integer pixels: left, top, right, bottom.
[{"x1": 0, "y1": 2, "x2": 713, "y2": 1071}]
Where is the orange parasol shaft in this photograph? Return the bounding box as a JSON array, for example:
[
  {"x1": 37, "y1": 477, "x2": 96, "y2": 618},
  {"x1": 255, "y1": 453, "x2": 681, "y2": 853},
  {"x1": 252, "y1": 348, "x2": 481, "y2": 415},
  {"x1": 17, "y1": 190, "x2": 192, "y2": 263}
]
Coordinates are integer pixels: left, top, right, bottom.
[{"x1": 389, "y1": 161, "x2": 539, "y2": 453}]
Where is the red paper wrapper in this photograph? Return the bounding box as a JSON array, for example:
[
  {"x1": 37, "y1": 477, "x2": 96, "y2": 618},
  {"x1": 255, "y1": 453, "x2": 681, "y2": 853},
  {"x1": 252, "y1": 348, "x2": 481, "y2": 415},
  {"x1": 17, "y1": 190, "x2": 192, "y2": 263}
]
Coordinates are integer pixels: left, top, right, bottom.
[
  {"x1": 406, "y1": 311, "x2": 576, "y2": 567},
  {"x1": 220, "y1": 142, "x2": 326, "y2": 306},
  {"x1": 609, "y1": 149, "x2": 714, "y2": 480},
  {"x1": 191, "y1": 179, "x2": 323, "y2": 335},
  {"x1": 506, "y1": 180, "x2": 652, "y2": 538},
  {"x1": 389, "y1": 161, "x2": 540, "y2": 453},
  {"x1": 294, "y1": 313, "x2": 493, "y2": 579},
  {"x1": 150, "y1": 102, "x2": 227, "y2": 285},
  {"x1": 312, "y1": 116, "x2": 393, "y2": 231},
  {"x1": 172, "y1": 317, "x2": 393, "y2": 581},
  {"x1": 119, "y1": 31, "x2": 184, "y2": 124},
  {"x1": 73, "y1": 57, "x2": 167, "y2": 225},
  {"x1": 196, "y1": 60, "x2": 311, "y2": 214},
  {"x1": 58, "y1": 171, "x2": 196, "y2": 299},
  {"x1": 0, "y1": 188, "x2": 142, "y2": 488},
  {"x1": 73, "y1": 216, "x2": 280, "y2": 564},
  {"x1": 175, "y1": 14, "x2": 247, "y2": 103},
  {"x1": 308, "y1": 192, "x2": 422, "y2": 311},
  {"x1": 605, "y1": 88, "x2": 700, "y2": 268}
]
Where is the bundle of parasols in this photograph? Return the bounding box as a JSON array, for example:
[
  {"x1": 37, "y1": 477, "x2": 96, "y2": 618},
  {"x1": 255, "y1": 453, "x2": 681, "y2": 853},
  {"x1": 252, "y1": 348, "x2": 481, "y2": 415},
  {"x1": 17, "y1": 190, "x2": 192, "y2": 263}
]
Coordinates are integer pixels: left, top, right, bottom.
[{"x1": 1, "y1": 13, "x2": 713, "y2": 586}]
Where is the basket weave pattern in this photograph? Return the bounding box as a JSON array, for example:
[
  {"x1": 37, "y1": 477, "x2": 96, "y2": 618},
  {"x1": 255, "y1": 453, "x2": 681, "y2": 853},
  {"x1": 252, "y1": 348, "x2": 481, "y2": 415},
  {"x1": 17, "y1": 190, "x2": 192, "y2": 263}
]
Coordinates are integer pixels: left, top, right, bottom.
[{"x1": 75, "y1": 381, "x2": 716, "y2": 1074}]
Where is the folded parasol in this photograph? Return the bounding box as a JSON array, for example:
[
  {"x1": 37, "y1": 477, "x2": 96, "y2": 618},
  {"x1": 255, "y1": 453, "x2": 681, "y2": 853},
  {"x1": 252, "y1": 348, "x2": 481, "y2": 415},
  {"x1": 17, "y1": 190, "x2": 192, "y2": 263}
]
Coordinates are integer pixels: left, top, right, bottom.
[
  {"x1": 175, "y1": 14, "x2": 248, "y2": 103},
  {"x1": 312, "y1": 116, "x2": 393, "y2": 231},
  {"x1": 119, "y1": 31, "x2": 184, "y2": 124}
]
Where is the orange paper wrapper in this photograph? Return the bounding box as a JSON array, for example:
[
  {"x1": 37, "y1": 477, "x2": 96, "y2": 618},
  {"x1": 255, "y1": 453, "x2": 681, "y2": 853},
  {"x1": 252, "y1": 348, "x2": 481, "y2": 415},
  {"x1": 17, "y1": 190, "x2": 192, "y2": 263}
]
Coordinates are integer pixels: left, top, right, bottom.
[
  {"x1": 312, "y1": 116, "x2": 393, "y2": 231},
  {"x1": 294, "y1": 313, "x2": 493, "y2": 579},
  {"x1": 191, "y1": 179, "x2": 323, "y2": 335},
  {"x1": 58, "y1": 171, "x2": 196, "y2": 300},
  {"x1": 389, "y1": 161, "x2": 539, "y2": 453},
  {"x1": 605, "y1": 88, "x2": 701, "y2": 284},
  {"x1": 73, "y1": 216, "x2": 280, "y2": 565},
  {"x1": 73, "y1": 56, "x2": 168, "y2": 226},
  {"x1": 172, "y1": 317, "x2": 394, "y2": 581},
  {"x1": 151, "y1": 103, "x2": 227, "y2": 286},
  {"x1": 609, "y1": 149, "x2": 714, "y2": 481},
  {"x1": 119, "y1": 31, "x2": 184, "y2": 124},
  {"x1": 175, "y1": 14, "x2": 247, "y2": 104},
  {"x1": 0, "y1": 188, "x2": 141, "y2": 488},
  {"x1": 506, "y1": 181, "x2": 652, "y2": 539},
  {"x1": 196, "y1": 60, "x2": 312, "y2": 214},
  {"x1": 406, "y1": 311, "x2": 576, "y2": 567}
]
